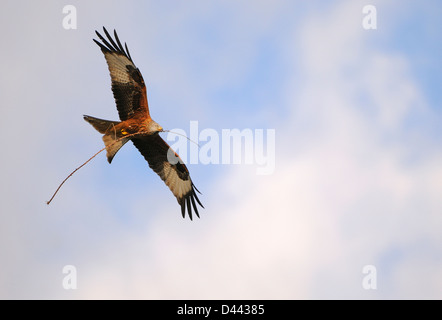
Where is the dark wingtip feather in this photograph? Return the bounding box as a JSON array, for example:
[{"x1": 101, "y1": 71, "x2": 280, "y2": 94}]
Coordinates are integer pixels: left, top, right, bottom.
[
  {"x1": 93, "y1": 38, "x2": 108, "y2": 52},
  {"x1": 94, "y1": 27, "x2": 132, "y2": 62},
  {"x1": 186, "y1": 197, "x2": 193, "y2": 221},
  {"x1": 190, "y1": 195, "x2": 200, "y2": 219},
  {"x1": 102, "y1": 27, "x2": 112, "y2": 41},
  {"x1": 113, "y1": 29, "x2": 124, "y2": 52},
  {"x1": 125, "y1": 42, "x2": 133, "y2": 61},
  {"x1": 192, "y1": 182, "x2": 202, "y2": 194},
  {"x1": 192, "y1": 187, "x2": 204, "y2": 209},
  {"x1": 94, "y1": 30, "x2": 115, "y2": 52},
  {"x1": 178, "y1": 184, "x2": 203, "y2": 220},
  {"x1": 181, "y1": 201, "x2": 186, "y2": 219},
  {"x1": 103, "y1": 27, "x2": 119, "y2": 51}
]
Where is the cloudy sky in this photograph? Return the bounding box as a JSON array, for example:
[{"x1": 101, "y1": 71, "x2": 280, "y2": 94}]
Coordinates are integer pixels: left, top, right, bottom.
[{"x1": 0, "y1": 0, "x2": 441, "y2": 299}]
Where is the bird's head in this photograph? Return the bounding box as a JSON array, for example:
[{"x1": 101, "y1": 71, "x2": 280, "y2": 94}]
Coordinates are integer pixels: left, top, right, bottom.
[{"x1": 147, "y1": 120, "x2": 163, "y2": 134}]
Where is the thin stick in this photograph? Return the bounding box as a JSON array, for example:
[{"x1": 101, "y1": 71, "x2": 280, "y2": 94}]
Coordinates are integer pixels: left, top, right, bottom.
[
  {"x1": 46, "y1": 146, "x2": 107, "y2": 205},
  {"x1": 46, "y1": 132, "x2": 143, "y2": 205},
  {"x1": 163, "y1": 130, "x2": 201, "y2": 148},
  {"x1": 46, "y1": 129, "x2": 197, "y2": 205}
]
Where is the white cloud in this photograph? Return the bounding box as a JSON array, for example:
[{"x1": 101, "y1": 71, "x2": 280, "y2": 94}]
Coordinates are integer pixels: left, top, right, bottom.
[
  {"x1": 0, "y1": 0, "x2": 440, "y2": 300},
  {"x1": 51, "y1": 1, "x2": 441, "y2": 300}
]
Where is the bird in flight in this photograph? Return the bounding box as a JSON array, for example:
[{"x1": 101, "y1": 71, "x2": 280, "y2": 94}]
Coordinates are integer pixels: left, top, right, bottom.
[{"x1": 84, "y1": 27, "x2": 203, "y2": 220}]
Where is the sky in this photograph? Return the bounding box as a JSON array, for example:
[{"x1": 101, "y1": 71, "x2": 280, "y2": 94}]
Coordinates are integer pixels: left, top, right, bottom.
[{"x1": 0, "y1": 0, "x2": 441, "y2": 299}]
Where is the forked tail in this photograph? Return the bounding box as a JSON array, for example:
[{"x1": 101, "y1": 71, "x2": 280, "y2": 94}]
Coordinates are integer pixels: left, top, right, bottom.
[{"x1": 83, "y1": 115, "x2": 129, "y2": 163}]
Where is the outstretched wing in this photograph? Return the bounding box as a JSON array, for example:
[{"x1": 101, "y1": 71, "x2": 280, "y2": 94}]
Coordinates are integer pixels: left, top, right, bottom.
[
  {"x1": 132, "y1": 134, "x2": 204, "y2": 220},
  {"x1": 94, "y1": 27, "x2": 150, "y2": 121}
]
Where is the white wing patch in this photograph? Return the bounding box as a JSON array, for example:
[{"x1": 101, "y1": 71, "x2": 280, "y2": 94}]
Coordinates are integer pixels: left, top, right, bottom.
[
  {"x1": 104, "y1": 52, "x2": 133, "y2": 84},
  {"x1": 162, "y1": 163, "x2": 192, "y2": 199}
]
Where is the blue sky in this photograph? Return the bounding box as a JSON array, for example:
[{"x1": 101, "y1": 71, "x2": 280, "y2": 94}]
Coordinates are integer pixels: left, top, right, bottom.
[{"x1": 0, "y1": 0, "x2": 441, "y2": 299}]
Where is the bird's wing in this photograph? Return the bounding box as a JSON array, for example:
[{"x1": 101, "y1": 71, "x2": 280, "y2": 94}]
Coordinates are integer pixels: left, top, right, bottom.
[
  {"x1": 94, "y1": 27, "x2": 150, "y2": 121},
  {"x1": 132, "y1": 134, "x2": 204, "y2": 220}
]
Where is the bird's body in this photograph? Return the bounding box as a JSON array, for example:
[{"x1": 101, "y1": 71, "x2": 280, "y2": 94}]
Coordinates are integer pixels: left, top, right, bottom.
[{"x1": 84, "y1": 27, "x2": 203, "y2": 220}]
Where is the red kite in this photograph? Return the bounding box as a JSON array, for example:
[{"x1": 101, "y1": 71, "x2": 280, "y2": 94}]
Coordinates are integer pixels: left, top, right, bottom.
[{"x1": 84, "y1": 27, "x2": 203, "y2": 220}]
